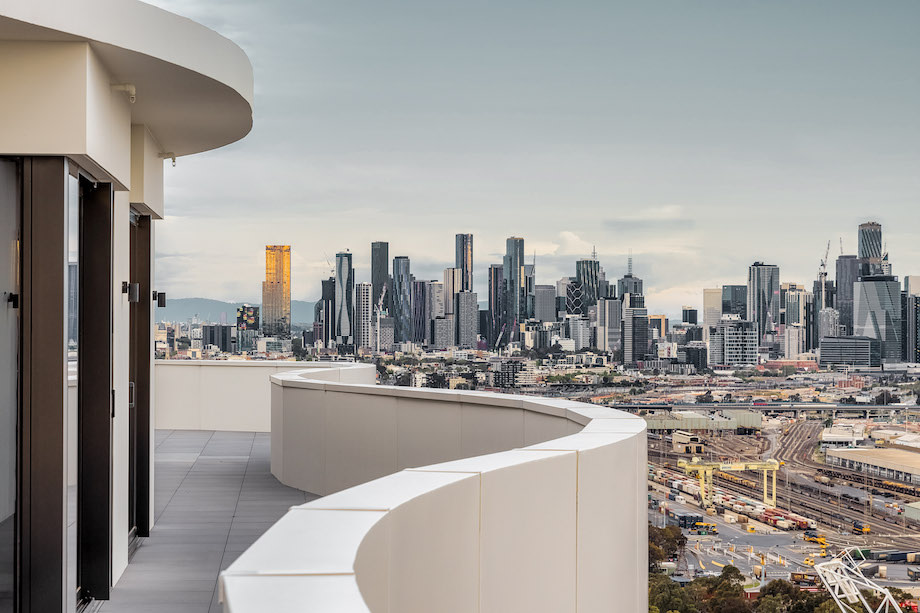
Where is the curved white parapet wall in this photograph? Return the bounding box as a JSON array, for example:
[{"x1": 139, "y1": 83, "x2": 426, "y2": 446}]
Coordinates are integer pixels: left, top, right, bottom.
[
  {"x1": 154, "y1": 360, "x2": 321, "y2": 432},
  {"x1": 220, "y1": 362, "x2": 648, "y2": 613}
]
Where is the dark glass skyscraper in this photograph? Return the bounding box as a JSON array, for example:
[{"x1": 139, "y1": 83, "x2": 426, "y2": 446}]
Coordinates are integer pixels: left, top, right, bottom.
[
  {"x1": 836, "y1": 254, "x2": 859, "y2": 334},
  {"x1": 575, "y1": 258, "x2": 600, "y2": 308},
  {"x1": 392, "y1": 256, "x2": 412, "y2": 343},
  {"x1": 411, "y1": 280, "x2": 429, "y2": 344},
  {"x1": 334, "y1": 251, "x2": 354, "y2": 347},
  {"x1": 858, "y1": 222, "x2": 884, "y2": 277},
  {"x1": 321, "y1": 276, "x2": 335, "y2": 347},
  {"x1": 747, "y1": 262, "x2": 780, "y2": 343},
  {"x1": 488, "y1": 264, "x2": 505, "y2": 347},
  {"x1": 854, "y1": 276, "x2": 902, "y2": 362},
  {"x1": 721, "y1": 285, "x2": 747, "y2": 319},
  {"x1": 455, "y1": 233, "x2": 473, "y2": 292},
  {"x1": 617, "y1": 257, "x2": 643, "y2": 298},
  {"x1": 503, "y1": 237, "x2": 525, "y2": 338},
  {"x1": 371, "y1": 241, "x2": 389, "y2": 313}
]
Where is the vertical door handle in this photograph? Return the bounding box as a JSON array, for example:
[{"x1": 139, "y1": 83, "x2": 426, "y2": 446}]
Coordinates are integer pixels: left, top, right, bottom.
[{"x1": 128, "y1": 381, "x2": 136, "y2": 409}]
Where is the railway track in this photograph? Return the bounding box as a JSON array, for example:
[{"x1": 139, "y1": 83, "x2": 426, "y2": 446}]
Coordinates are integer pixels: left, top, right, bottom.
[{"x1": 711, "y1": 474, "x2": 920, "y2": 550}]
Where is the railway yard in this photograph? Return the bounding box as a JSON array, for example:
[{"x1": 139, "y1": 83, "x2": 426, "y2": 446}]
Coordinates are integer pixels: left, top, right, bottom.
[{"x1": 648, "y1": 415, "x2": 920, "y2": 591}]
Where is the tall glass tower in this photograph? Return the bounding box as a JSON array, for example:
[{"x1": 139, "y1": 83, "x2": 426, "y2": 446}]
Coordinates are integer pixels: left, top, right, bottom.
[
  {"x1": 835, "y1": 254, "x2": 859, "y2": 334},
  {"x1": 455, "y1": 233, "x2": 473, "y2": 292},
  {"x1": 503, "y1": 237, "x2": 525, "y2": 337},
  {"x1": 575, "y1": 258, "x2": 600, "y2": 308},
  {"x1": 488, "y1": 264, "x2": 505, "y2": 347},
  {"x1": 858, "y1": 222, "x2": 884, "y2": 277},
  {"x1": 747, "y1": 262, "x2": 780, "y2": 344},
  {"x1": 334, "y1": 251, "x2": 354, "y2": 347},
  {"x1": 853, "y1": 276, "x2": 902, "y2": 362},
  {"x1": 262, "y1": 245, "x2": 291, "y2": 337},
  {"x1": 371, "y1": 241, "x2": 389, "y2": 312},
  {"x1": 392, "y1": 256, "x2": 412, "y2": 343}
]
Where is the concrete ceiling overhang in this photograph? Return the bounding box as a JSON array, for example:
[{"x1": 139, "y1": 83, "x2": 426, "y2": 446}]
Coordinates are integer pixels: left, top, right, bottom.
[{"x1": 0, "y1": 0, "x2": 254, "y2": 157}]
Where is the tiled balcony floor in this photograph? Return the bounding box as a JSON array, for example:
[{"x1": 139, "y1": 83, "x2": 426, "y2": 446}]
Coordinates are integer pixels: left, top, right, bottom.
[{"x1": 98, "y1": 430, "x2": 316, "y2": 613}]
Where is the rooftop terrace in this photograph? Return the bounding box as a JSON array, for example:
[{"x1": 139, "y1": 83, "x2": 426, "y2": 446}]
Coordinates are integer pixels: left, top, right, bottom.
[{"x1": 98, "y1": 430, "x2": 314, "y2": 613}]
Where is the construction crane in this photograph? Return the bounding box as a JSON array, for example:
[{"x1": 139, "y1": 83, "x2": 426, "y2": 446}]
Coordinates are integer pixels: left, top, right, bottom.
[
  {"x1": 816, "y1": 548, "x2": 903, "y2": 612},
  {"x1": 374, "y1": 285, "x2": 387, "y2": 352},
  {"x1": 818, "y1": 240, "x2": 831, "y2": 308},
  {"x1": 494, "y1": 322, "x2": 506, "y2": 350},
  {"x1": 677, "y1": 457, "x2": 781, "y2": 509}
]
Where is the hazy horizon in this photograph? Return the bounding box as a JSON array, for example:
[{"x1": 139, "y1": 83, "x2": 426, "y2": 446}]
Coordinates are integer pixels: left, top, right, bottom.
[{"x1": 146, "y1": 0, "x2": 920, "y2": 320}]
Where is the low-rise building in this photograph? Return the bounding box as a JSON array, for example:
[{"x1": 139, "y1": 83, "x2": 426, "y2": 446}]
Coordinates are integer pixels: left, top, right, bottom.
[{"x1": 826, "y1": 447, "x2": 920, "y2": 485}]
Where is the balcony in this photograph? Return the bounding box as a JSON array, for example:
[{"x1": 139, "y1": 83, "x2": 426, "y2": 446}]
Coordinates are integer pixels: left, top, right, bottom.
[{"x1": 134, "y1": 360, "x2": 647, "y2": 612}]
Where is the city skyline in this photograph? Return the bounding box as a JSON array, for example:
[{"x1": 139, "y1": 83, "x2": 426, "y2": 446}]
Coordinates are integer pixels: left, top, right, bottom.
[
  {"x1": 146, "y1": 0, "x2": 920, "y2": 319},
  {"x1": 174, "y1": 218, "x2": 910, "y2": 322}
]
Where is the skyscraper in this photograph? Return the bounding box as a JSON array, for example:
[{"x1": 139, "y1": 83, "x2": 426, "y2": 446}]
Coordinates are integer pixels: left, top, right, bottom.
[
  {"x1": 455, "y1": 233, "x2": 473, "y2": 292},
  {"x1": 428, "y1": 280, "x2": 445, "y2": 319},
  {"x1": 649, "y1": 314, "x2": 668, "y2": 339},
  {"x1": 835, "y1": 254, "x2": 859, "y2": 334},
  {"x1": 534, "y1": 285, "x2": 556, "y2": 322},
  {"x1": 747, "y1": 262, "x2": 780, "y2": 344},
  {"x1": 858, "y1": 222, "x2": 884, "y2": 277},
  {"x1": 262, "y1": 245, "x2": 291, "y2": 337},
  {"x1": 575, "y1": 257, "x2": 601, "y2": 308},
  {"x1": 702, "y1": 288, "x2": 722, "y2": 346},
  {"x1": 411, "y1": 280, "x2": 430, "y2": 344},
  {"x1": 455, "y1": 291, "x2": 479, "y2": 348},
  {"x1": 853, "y1": 276, "x2": 902, "y2": 362},
  {"x1": 524, "y1": 263, "x2": 536, "y2": 319},
  {"x1": 682, "y1": 306, "x2": 698, "y2": 325},
  {"x1": 334, "y1": 251, "x2": 355, "y2": 347},
  {"x1": 617, "y1": 256, "x2": 643, "y2": 298},
  {"x1": 503, "y1": 237, "x2": 525, "y2": 337},
  {"x1": 566, "y1": 280, "x2": 585, "y2": 315},
  {"x1": 622, "y1": 298, "x2": 648, "y2": 365},
  {"x1": 721, "y1": 285, "x2": 747, "y2": 319},
  {"x1": 444, "y1": 267, "x2": 463, "y2": 315},
  {"x1": 355, "y1": 282, "x2": 373, "y2": 349},
  {"x1": 320, "y1": 276, "x2": 335, "y2": 348},
  {"x1": 392, "y1": 256, "x2": 412, "y2": 343},
  {"x1": 597, "y1": 297, "x2": 622, "y2": 353},
  {"x1": 488, "y1": 264, "x2": 505, "y2": 347},
  {"x1": 905, "y1": 294, "x2": 920, "y2": 364},
  {"x1": 371, "y1": 241, "x2": 389, "y2": 313}
]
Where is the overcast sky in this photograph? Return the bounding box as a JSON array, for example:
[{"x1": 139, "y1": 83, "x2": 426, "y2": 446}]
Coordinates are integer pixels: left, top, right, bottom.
[{"x1": 147, "y1": 0, "x2": 920, "y2": 319}]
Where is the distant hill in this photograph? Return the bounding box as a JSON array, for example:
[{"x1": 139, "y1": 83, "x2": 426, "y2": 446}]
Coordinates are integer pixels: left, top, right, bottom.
[{"x1": 156, "y1": 297, "x2": 315, "y2": 326}]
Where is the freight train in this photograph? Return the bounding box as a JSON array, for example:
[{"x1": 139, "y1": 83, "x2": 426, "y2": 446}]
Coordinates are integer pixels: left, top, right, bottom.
[{"x1": 649, "y1": 464, "x2": 817, "y2": 530}]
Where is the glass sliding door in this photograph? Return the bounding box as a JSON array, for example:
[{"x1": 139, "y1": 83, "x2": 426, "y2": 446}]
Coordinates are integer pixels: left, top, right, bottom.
[
  {"x1": 65, "y1": 172, "x2": 81, "y2": 610},
  {"x1": 0, "y1": 158, "x2": 20, "y2": 613}
]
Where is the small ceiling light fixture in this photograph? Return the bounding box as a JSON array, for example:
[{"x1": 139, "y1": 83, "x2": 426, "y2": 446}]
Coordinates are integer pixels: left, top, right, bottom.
[
  {"x1": 111, "y1": 83, "x2": 136, "y2": 103},
  {"x1": 159, "y1": 152, "x2": 177, "y2": 167}
]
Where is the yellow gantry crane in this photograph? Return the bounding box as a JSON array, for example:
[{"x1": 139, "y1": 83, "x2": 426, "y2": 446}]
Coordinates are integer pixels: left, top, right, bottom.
[{"x1": 677, "y1": 457, "x2": 781, "y2": 509}]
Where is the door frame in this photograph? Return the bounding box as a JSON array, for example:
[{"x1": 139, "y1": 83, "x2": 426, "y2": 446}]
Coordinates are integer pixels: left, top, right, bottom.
[{"x1": 19, "y1": 156, "x2": 114, "y2": 611}]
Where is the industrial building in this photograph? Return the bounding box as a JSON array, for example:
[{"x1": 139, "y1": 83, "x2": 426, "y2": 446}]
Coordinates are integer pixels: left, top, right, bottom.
[
  {"x1": 643, "y1": 409, "x2": 762, "y2": 433},
  {"x1": 819, "y1": 423, "x2": 867, "y2": 448},
  {"x1": 672, "y1": 430, "x2": 705, "y2": 454},
  {"x1": 826, "y1": 448, "x2": 920, "y2": 485}
]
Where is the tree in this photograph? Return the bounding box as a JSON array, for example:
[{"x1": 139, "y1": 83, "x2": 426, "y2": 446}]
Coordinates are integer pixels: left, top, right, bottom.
[{"x1": 426, "y1": 372, "x2": 448, "y2": 388}]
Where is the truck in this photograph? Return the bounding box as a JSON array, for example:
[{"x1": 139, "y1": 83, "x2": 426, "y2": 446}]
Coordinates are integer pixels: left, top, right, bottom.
[
  {"x1": 908, "y1": 567, "x2": 920, "y2": 582},
  {"x1": 789, "y1": 572, "x2": 821, "y2": 586},
  {"x1": 690, "y1": 522, "x2": 719, "y2": 536}
]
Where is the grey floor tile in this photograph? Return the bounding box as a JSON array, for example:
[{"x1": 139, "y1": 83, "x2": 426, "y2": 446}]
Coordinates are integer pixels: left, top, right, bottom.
[{"x1": 98, "y1": 429, "x2": 313, "y2": 612}]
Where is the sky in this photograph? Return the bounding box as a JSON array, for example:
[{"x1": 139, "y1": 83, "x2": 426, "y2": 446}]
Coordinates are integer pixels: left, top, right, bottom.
[{"x1": 146, "y1": 0, "x2": 920, "y2": 319}]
